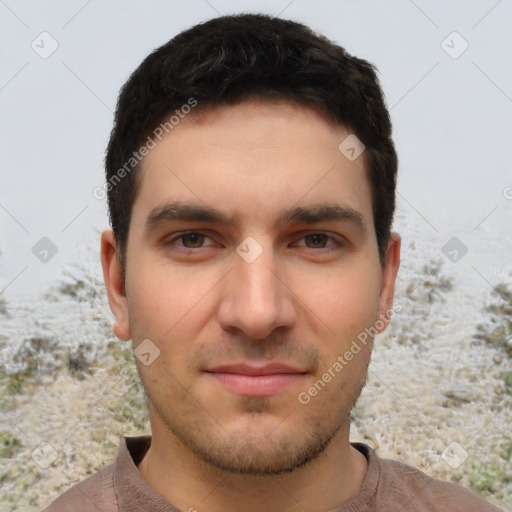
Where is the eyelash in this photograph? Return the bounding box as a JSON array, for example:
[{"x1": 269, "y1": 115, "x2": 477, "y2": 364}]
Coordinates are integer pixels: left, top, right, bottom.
[{"x1": 163, "y1": 231, "x2": 345, "y2": 253}]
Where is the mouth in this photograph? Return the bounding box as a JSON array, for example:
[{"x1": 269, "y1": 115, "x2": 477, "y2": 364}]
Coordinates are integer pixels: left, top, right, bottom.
[{"x1": 204, "y1": 362, "x2": 308, "y2": 397}]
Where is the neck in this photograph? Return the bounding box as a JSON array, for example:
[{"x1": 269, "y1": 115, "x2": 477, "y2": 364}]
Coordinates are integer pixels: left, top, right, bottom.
[{"x1": 137, "y1": 416, "x2": 368, "y2": 512}]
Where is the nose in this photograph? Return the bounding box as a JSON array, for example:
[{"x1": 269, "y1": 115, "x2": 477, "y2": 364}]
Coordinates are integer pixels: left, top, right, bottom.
[{"x1": 216, "y1": 243, "x2": 297, "y2": 340}]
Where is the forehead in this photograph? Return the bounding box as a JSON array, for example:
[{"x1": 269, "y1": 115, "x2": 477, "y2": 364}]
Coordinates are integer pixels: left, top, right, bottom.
[{"x1": 132, "y1": 100, "x2": 374, "y2": 231}]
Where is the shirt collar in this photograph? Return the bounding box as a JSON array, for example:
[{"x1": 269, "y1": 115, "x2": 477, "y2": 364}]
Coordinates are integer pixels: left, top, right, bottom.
[
  {"x1": 114, "y1": 435, "x2": 181, "y2": 511},
  {"x1": 113, "y1": 435, "x2": 379, "y2": 511}
]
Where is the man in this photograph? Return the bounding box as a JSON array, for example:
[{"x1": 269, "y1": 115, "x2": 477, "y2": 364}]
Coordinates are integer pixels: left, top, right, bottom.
[{"x1": 43, "y1": 13, "x2": 503, "y2": 512}]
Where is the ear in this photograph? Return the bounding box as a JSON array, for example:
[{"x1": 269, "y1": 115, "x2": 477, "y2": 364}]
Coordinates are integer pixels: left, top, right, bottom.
[
  {"x1": 376, "y1": 232, "x2": 401, "y2": 333},
  {"x1": 101, "y1": 229, "x2": 131, "y2": 340}
]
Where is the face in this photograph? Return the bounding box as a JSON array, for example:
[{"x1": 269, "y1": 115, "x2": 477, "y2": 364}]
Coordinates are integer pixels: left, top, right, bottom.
[{"x1": 103, "y1": 100, "x2": 400, "y2": 475}]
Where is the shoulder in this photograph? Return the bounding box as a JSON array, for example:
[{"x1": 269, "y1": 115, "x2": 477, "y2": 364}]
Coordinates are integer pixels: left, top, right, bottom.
[
  {"x1": 41, "y1": 463, "x2": 118, "y2": 512},
  {"x1": 377, "y1": 456, "x2": 504, "y2": 512}
]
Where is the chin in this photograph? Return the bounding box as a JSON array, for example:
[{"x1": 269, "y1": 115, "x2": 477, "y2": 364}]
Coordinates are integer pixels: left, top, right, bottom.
[{"x1": 168, "y1": 409, "x2": 343, "y2": 476}]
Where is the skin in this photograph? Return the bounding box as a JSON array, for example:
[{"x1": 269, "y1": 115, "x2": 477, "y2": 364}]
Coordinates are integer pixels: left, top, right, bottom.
[{"x1": 101, "y1": 100, "x2": 401, "y2": 512}]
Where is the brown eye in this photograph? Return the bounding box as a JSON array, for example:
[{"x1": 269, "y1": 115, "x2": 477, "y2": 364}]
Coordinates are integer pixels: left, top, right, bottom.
[
  {"x1": 181, "y1": 233, "x2": 205, "y2": 248},
  {"x1": 304, "y1": 234, "x2": 329, "y2": 248}
]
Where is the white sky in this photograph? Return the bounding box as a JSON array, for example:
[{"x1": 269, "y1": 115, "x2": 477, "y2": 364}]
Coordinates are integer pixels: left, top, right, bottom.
[{"x1": 1, "y1": 0, "x2": 511, "y2": 299}]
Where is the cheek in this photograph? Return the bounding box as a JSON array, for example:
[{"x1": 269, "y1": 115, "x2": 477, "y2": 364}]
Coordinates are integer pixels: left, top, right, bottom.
[
  {"x1": 295, "y1": 264, "x2": 382, "y2": 337},
  {"x1": 126, "y1": 263, "x2": 219, "y2": 382},
  {"x1": 127, "y1": 256, "x2": 211, "y2": 336}
]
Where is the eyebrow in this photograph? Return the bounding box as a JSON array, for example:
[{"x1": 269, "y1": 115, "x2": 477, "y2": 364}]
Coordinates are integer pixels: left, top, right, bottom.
[
  {"x1": 145, "y1": 202, "x2": 233, "y2": 231},
  {"x1": 145, "y1": 201, "x2": 367, "y2": 233},
  {"x1": 278, "y1": 204, "x2": 367, "y2": 232}
]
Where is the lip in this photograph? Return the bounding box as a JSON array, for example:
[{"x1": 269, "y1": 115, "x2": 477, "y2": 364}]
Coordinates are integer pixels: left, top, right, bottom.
[{"x1": 204, "y1": 363, "x2": 308, "y2": 397}]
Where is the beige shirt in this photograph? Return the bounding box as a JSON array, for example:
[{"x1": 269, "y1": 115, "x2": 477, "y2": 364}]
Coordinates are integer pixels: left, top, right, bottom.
[{"x1": 42, "y1": 435, "x2": 504, "y2": 512}]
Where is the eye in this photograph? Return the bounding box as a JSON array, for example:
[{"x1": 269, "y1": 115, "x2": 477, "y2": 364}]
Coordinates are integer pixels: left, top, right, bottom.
[
  {"x1": 303, "y1": 233, "x2": 331, "y2": 248},
  {"x1": 164, "y1": 231, "x2": 216, "y2": 250},
  {"x1": 295, "y1": 233, "x2": 338, "y2": 249},
  {"x1": 180, "y1": 232, "x2": 206, "y2": 248}
]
